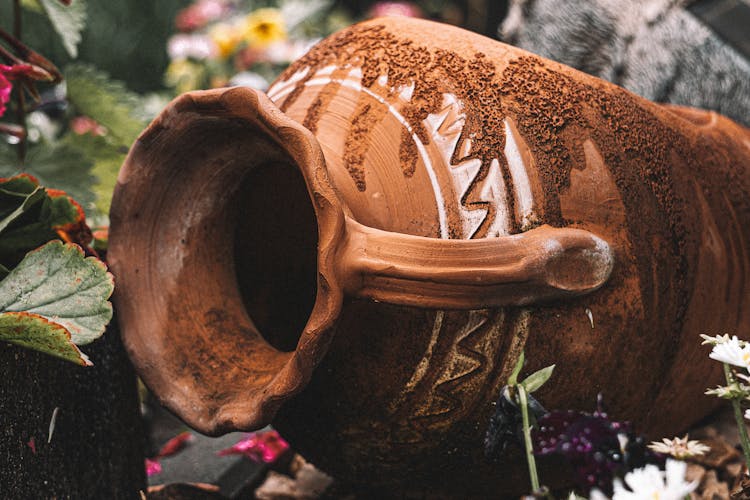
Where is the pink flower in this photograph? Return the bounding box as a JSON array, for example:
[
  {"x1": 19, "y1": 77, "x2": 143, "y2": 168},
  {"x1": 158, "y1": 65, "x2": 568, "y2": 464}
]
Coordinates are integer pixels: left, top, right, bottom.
[
  {"x1": 175, "y1": 0, "x2": 229, "y2": 32},
  {"x1": 217, "y1": 430, "x2": 290, "y2": 463},
  {"x1": 369, "y1": 2, "x2": 423, "y2": 18},
  {"x1": 0, "y1": 72, "x2": 10, "y2": 118},
  {"x1": 70, "y1": 116, "x2": 107, "y2": 136},
  {"x1": 0, "y1": 64, "x2": 36, "y2": 118},
  {"x1": 145, "y1": 458, "x2": 162, "y2": 476}
]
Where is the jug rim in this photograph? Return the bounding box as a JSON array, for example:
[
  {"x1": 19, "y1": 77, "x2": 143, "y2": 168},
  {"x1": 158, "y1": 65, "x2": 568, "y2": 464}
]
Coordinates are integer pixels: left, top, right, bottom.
[{"x1": 109, "y1": 86, "x2": 348, "y2": 434}]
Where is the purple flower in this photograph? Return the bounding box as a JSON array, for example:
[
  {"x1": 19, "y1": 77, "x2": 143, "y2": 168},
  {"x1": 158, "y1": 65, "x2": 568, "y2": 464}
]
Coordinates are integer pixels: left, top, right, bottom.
[{"x1": 533, "y1": 406, "x2": 660, "y2": 495}]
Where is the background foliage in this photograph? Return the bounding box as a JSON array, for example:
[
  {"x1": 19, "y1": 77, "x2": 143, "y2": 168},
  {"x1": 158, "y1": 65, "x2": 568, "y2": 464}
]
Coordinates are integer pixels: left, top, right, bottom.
[{"x1": 0, "y1": 1, "x2": 188, "y2": 92}]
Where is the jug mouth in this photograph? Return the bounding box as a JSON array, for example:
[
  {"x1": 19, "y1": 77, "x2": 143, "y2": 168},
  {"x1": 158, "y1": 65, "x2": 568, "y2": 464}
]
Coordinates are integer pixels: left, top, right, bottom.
[{"x1": 109, "y1": 87, "x2": 346, "y2": 434}]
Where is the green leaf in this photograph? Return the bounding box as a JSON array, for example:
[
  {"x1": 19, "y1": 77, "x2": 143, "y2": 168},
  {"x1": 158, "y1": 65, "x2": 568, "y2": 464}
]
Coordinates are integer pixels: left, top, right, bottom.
[
  {"x1": 0, "y1": 182, "x2": 46, "y2": 235},
  {"x1": 0, "y1": 175, "x2": 88, "y2": 270},
  {"x1": 0, "y1": 175, "x2": 55, "y2": 268},
  {"x1": 62, "y1": 132, "x2": 126, "y2": 213},
  {"x1": 14, "y1": 141, "x2": 96, "y2": 209},
  {"x1": 508, "y1": 351, "x2": 525, "y2": 386},
  {"x1": 0, "y1": 311, "x2": 91, "y2": 366},
  {"x1": 47, "y1": 189, "x2": 84, "y2": 228},
  {"x1": 65, "y1": 63, "x2": 146, "y2": 147},
  {"x1": 521, "y1": 364, "x2": 556, "y2": 394},
  {"x1": 38, "y1": 0, "x2": 87, "y2": 58},
  {"x1": 0, "y1": 240, "x2": 113, "y2": 345}
]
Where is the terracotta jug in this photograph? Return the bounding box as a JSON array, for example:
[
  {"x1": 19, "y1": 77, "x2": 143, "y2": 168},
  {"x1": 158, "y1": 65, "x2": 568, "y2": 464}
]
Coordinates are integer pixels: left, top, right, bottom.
[{"x1": 109, "y1": 17, "x2": 750, "y2": 495}]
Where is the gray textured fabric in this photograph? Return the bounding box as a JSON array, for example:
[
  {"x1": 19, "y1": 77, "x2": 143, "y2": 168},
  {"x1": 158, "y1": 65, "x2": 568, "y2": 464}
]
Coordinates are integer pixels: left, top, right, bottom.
[{"x1": 500, "y1": 0, "x2": 750, "y2": 126}]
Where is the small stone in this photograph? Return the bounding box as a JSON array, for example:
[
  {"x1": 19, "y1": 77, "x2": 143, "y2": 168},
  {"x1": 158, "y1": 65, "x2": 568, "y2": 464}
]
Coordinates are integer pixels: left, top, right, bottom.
[
  {"x1": 686, "y1": 463, "x2": 706, "y2": 484},
  {"x1": 727, "y1": 462, "x2": 744, "y2": 479},
  {"x1": 699, "y1": 470, "x2": 730, "y2": 500}
]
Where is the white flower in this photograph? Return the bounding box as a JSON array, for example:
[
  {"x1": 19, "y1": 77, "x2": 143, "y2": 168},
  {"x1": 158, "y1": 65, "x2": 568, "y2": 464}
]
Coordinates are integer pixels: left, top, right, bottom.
[
  {"x1": 709, "y1": 336, "x2": 750, "y2": 369},
  {"x1": 229, "y1": 71, "x2": 269, "y2": 91},
  {"x1": 612, "y1": 459, "x2": 697, "y2": 500},
  {"x1": 648, "y1": 435, "x2": 710, "y2": 458},
  {"x1": 588, "y1": 489, "x2": 609, "y2": 500},
  {"x1": 700, "y1": 333, "x2": 732, "y2": 346},
  {"x1": 167, "y1": 34, "x2": 217, "y2": 61},
  {"x1": 745, "y1": 409, "x2": 750, "y2": 421}
]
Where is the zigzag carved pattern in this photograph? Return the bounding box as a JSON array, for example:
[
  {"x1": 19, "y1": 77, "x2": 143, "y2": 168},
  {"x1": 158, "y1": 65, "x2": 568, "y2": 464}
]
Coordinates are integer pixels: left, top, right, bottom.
[{"x1": 411, "y1": 310, "x2": 491, "y2": 426}]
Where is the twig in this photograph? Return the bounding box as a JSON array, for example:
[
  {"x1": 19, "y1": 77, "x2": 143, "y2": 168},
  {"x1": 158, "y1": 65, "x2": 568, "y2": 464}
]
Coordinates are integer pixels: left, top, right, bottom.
[{"x1": 12, "y1": 0, "x2": 26, "y2": 162}]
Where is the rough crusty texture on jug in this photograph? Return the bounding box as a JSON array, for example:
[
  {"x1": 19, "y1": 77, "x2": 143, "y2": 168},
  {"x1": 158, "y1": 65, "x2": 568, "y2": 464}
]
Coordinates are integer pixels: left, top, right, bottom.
[{"x1": 109, "y1": 17, "x2": 750, "y2": 496}]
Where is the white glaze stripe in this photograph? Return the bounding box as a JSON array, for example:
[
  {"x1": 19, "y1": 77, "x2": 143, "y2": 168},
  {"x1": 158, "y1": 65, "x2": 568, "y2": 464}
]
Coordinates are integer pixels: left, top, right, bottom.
[
  {"x1": 271, "y1": 71, "x2": 450, "y2": 239},
  {"x1": 504, "y1": 119, "x2": 535, "y2": 228}
]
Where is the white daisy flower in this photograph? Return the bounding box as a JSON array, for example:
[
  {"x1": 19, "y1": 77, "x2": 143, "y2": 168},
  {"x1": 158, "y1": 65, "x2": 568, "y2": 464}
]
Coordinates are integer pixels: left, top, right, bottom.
[
  {"x1": 648, "y1": 435, "x2": 710, "y2": 458},
  {"x1": 709, "y1": 336, "x2": 750, "y2": 369},
  {"x1": 700, "y1": 333, "x2": 732, "y2": 346},
  {"x1": 745, "y1": 409, "x2": 750, "y2": 421},
  {"x1": 612, "y1": 459, "x2": 697, "y2": 500}
]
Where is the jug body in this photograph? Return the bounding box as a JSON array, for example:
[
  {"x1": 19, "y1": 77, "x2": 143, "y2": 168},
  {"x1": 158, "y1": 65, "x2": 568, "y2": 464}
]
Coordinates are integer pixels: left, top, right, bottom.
[
  {"x1": 265, "y1": 17, "x2": 750, "y2": 490},
  {"x1": 109, "y1": 17, "x2": 750, "y2": 495}
]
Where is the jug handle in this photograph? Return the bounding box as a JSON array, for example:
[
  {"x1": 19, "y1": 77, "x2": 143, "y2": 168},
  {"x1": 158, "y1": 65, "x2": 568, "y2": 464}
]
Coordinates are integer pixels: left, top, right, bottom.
[{"x1": 336, "y1": 217, "x2": 614, "y2": 308}]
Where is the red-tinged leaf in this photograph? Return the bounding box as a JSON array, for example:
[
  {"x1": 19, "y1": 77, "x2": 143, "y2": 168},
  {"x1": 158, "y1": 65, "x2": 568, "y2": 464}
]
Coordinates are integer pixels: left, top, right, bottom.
[
  {"x1": 27, "y1": 437, "x2": 36, "y2": 454},
  {"x1": 145, "y1": 458, "x2": 162, "y2": 477},
  {"x1": 47, "y1": 188, "x2": 92, "y2": 248},
  {"x1": 0, "y1": 241, "x2": 113, "y2": 347},
  {"x1": 0, "y1": 175, "x2": 94, "y2": 270},
  {"x1": 0, "y1": 173, "x2": 39, "y2": 190},
  {"x1": 0, "y1": 311, "x2": 91, "y2": 365},
  {"x1": 156, "y1": 431, "x2": 194, "y2": 458},
  {"x1": 92, "y1": 227, "x2": 107, "y2": 249},
  {"x1": 217, "y1": 430, "x2": 290, "y2": 464}
]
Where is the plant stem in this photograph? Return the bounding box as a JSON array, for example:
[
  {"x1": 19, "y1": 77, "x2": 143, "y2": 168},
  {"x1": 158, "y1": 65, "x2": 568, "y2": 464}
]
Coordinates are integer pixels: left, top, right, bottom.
[
  {"x1": 518, "y1": 384, "x2": 540, "y2": 493},
  {"x1": 13, "y1": 0, "x2": 26, "y2": 162},
  {"x1": 724, "y1": 363, "x2": 750, "y2": 473}
]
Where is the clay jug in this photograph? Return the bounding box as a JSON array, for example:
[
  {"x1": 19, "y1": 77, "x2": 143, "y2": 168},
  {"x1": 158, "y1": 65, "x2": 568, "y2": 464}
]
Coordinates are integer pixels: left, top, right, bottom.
[{"x1": 109, "y1": 17, "x2": 750, "y2": 496}]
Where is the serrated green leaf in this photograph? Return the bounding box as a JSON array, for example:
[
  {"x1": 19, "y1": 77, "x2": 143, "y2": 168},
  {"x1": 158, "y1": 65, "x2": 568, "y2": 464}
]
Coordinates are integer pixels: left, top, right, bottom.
[
  {"x1": 0, "y1": 311, "x2": 91, "y2": 365},
  {"x1": 15, "y1": 141, "x2": 96, "y2": 208},
  {"x1": 508, "y1": 351, "x2": 525, "y2": 386},
  {"x1": 521, "y1": 364, "x2": 556, "y2": 394},
  {"x1": 0, "y1": 240, "x2": 113, "y2": 345},
  {"x1": 38, "y1": 0, "x2": 87, "y2": 58},
  {"x1": 62, "y1": 132, "x2": 126, "y2": 213},
  {"x1": 65, "y1": 64, "x2": 146, "y2": 147},
  {"x1": 47, "y1": 189, "x2": 83, "y2": 228}
]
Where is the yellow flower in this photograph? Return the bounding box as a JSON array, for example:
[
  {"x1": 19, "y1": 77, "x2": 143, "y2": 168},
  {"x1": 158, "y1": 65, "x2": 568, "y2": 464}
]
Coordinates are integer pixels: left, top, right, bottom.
[
  {"x1": 243, "y1": 8, "x2": 286, "y2": 47},
  {"x1": 210, "y1": 23, "x2": 242, "y2": 58},
  {"x1": 165, "y1": 59, "x2": 205, "y2": 94}
]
